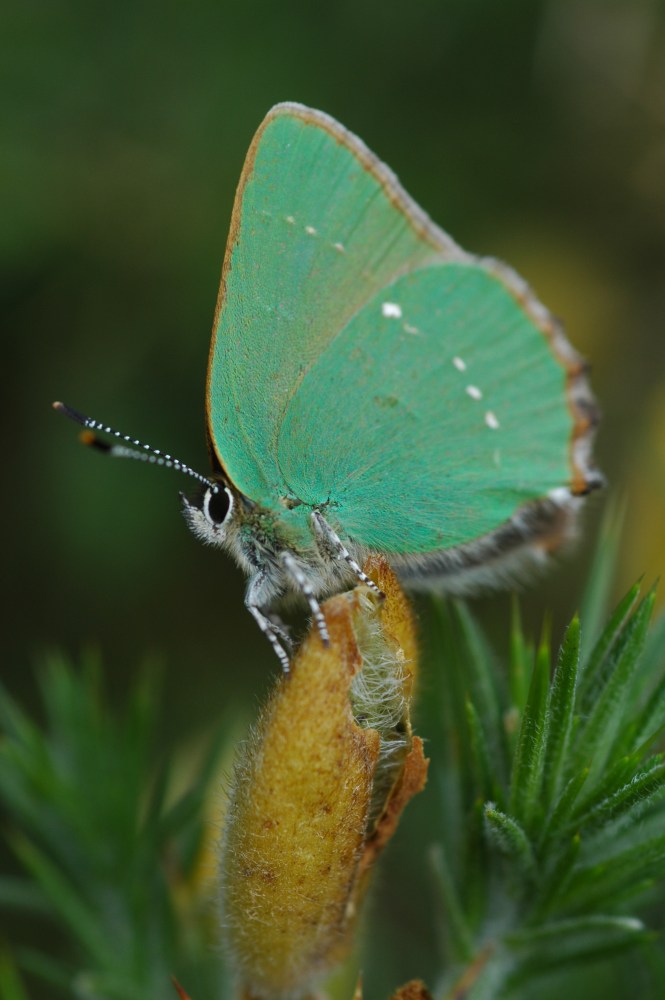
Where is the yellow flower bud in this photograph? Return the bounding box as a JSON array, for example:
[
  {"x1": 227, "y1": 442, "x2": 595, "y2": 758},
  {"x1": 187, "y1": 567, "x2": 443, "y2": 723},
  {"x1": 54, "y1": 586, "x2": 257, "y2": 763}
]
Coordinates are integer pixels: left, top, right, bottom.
[{"x1": 220, "y1": 558, "x2": 427, "y2": 999}]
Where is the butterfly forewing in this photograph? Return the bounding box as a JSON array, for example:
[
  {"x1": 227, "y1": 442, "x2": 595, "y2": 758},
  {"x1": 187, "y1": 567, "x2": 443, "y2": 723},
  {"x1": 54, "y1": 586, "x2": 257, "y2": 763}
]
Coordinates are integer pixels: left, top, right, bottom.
[{"x1": 207, "y1": 103, "x2": 464, "y2": 506}]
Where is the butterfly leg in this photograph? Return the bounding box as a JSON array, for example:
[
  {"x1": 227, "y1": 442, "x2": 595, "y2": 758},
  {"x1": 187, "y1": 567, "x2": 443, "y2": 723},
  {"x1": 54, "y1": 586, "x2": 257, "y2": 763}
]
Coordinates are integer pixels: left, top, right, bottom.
[
  {"x1": 280, "y1": 551, "x2": 331, "y2": 647},
  {"x1": 266, "y1": 611, "x2": 293, "y2": 651},
  {"x1": 245, "y1": 571, "x2": 292, "y2": 672},
  {"x1": 311, "y1": 511, "x2": 385, "y2": 598}
]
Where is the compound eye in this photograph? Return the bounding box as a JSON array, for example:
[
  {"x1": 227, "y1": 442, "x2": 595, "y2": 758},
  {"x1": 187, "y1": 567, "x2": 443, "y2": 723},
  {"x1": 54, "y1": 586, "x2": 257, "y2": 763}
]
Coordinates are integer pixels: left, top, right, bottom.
[{"x1": 203, "y1": 486, "x2": 232, "y2": 526}]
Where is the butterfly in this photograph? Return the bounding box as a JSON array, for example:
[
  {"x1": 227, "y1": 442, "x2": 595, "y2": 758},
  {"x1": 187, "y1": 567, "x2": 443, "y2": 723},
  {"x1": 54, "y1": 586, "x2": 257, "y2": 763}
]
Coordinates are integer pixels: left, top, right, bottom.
[{"x1": 54, "y1": 102, "x2": 602, "y2": 669}]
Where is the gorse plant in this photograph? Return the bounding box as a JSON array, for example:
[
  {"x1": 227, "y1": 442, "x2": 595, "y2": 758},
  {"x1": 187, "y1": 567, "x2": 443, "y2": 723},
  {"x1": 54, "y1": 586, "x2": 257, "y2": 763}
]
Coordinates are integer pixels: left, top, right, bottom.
[
  {"x1": 2, "y1": 546, "x2": 665, "y2": 999},
  {"x1": 421, "y1": 584, "x2": 665, "y2": 1000},
  {"x1": 0, "y1": 658, "x2": 232, "y2": 1000}
]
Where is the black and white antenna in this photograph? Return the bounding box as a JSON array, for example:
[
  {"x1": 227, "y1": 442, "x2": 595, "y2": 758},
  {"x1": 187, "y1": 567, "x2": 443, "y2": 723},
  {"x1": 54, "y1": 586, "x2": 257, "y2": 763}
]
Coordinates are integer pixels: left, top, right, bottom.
[{"x1": 52, "y1": 401, "x2": 218, "y2": 493}]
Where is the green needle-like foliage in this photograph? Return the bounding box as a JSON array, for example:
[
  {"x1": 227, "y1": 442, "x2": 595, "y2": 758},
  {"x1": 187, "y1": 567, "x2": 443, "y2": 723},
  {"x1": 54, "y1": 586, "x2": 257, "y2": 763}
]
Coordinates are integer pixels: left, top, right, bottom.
[
  {"x1": 420, "y1": 575, "x2": 665, "y2": 1000},
  {"x1": 0, "y1": 656, "x2": 231, "y2": 1000}
]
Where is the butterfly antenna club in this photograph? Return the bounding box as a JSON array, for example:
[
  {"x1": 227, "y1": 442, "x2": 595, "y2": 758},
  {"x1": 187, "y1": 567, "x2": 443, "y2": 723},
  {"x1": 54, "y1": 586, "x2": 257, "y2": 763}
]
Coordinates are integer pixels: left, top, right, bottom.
[{"x1": 52, "y1": 401, "x2": 216, "y2": 492}]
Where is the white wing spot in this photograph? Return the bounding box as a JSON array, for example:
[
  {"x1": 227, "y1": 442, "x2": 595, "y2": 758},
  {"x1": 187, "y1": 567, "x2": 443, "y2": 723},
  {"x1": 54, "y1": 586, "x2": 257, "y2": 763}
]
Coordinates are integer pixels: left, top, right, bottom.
[
  {"x1": 305, "y1": 225, "x2": 317, "y2": 235},
  {"x1": 485, "y1": 411, "x2": 500, "y2": 430},
  {"x1": 453, "y1": 356, "x2": 467, "y2": 371},
  {"x1": 382, "y1": 302, "x2": 402, "y2": 319},
  {"x1": 466, "y1": 385, "x2": 483, "y2": 400},
  {"x1": 333, "y1": 241, "x2": 345, "y2": 253},
  {"x1": 403, "y1": 323, "x2": 420, "y2": 335},
  {"x1": 548, "y1": 486, "x2": 571, "y2": 505},
  {"x1": 285, "y1": 215, "x2": 296, "y2": 224}
]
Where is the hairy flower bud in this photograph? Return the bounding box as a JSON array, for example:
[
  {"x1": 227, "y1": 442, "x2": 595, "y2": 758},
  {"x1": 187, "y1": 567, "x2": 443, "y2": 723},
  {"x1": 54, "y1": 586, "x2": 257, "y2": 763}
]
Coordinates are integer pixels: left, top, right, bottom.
[{"x1": 220, "y1": 558, "x2": 428, "y2": 999}]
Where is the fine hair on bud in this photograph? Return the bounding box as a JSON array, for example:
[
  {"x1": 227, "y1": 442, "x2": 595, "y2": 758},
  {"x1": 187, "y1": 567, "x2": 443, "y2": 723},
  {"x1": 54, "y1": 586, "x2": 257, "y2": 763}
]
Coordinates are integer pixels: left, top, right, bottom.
[{"x1": 218, "y1": 558, "x2": 428, "y2": 1000}]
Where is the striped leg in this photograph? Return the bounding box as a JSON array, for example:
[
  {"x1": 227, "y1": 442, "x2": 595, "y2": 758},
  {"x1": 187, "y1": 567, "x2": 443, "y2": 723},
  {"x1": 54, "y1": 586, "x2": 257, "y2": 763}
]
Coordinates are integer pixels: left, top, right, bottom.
[
  {"x1": 311, "y1": 511, "x2": 385, "y2": 598},
  {"x1": 245, "y1": 571, "x2": 291, "y2": 672},
  {"x1": 280, "y1": 551, "x2": 330, "y2": 647}
]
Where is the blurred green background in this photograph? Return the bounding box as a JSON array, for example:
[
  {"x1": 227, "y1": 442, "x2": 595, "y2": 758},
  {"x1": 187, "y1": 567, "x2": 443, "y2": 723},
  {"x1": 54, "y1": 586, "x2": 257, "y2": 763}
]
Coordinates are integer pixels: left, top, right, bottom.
[{"x1": 2, "y1": 0, "x2": 665, "y2": 986}]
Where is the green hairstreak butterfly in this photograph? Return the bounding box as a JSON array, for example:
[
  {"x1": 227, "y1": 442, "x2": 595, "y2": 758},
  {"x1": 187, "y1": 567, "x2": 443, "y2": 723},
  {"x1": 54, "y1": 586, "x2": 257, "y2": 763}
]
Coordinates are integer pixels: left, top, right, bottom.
[{"x1": 54, "y1": 102, "x2": 602, "y2": 669}]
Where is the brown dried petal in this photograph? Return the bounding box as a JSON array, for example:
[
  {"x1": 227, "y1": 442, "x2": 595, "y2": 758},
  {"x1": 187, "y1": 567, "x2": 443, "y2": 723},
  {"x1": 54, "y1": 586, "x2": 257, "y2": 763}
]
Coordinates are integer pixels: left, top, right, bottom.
[{"x1": 390, "y1": 980, "x2": 434, "y2": 1000}]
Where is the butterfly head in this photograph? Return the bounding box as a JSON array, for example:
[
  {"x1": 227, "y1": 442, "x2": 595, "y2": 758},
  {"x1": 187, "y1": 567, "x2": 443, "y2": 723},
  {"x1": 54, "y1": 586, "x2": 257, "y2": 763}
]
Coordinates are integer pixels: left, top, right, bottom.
[
  {"x1": 53, "y1": 400, "x2": 246, "y2": 550},
  {"x1": 180, "y1": 482, "x2": 237, "y2": 548}
]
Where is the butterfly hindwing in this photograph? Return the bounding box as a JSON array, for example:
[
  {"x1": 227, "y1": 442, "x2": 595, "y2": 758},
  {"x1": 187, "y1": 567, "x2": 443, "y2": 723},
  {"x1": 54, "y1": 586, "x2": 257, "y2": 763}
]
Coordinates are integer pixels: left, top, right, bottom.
[{"x1": 277, "y1": 261, "x2": 576, "y2": 555}]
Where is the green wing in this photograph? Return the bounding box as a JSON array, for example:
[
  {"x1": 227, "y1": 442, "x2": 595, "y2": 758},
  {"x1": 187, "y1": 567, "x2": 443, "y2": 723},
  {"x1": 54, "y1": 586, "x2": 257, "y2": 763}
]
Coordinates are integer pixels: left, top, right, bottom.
[
  {"x1": 277, "y1": 262, "x2": 576, "y2": 554},
  {"x1": 209, "y1": 102, "x2": 595, "y2": 557},
  {"x1": 207, "y1": 103, "x2": 465, "y2": 505}
]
